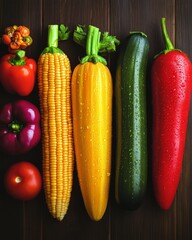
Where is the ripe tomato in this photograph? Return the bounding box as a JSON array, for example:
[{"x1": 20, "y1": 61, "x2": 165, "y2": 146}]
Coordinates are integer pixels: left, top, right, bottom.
[{"x1": 4, "y1": 161, "x2": 42, "y2": 200}]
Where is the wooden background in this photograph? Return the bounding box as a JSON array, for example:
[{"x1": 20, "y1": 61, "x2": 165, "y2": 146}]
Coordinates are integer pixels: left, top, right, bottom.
[{"x1": 0, "y1": 0, "x2": 192, "y2": 239}]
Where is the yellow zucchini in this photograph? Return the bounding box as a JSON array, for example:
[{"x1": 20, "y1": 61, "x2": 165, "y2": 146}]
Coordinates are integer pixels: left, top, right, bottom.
[{"x1": 72, "y1": 25, "x2": 119, "y2": 221}]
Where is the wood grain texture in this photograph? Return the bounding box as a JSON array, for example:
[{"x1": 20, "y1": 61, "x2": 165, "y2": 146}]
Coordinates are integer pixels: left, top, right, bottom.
[
  {"x1": 175, "y1": 1, "x2": 192, "y2": 239},
  {"x1": 0, "y1": 0, "x2": 191, "y2": 239}
]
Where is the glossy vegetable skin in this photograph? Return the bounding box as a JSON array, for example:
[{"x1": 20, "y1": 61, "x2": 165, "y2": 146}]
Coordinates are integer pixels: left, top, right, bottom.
[
  {"x1": 0, "y1": 50, "x2": 36, "y2": 96},
  {"x1": 4, "y1": 161, "x2": 42, "y2": 200},
  {"x1": 72, "y1": 25, "x2": 119, "y2": 221},
  {"x1": 72, "y1": 61, "x2": 112, "y2": 221},
  {"x1": 115, "y1": 32, "x2": 149, "y2": 209},
  {"x1": 152, "y1": 18, "x2": 192, "y2": 209},
  {"x1": 0, "y1": 100, "x2": 41, "y2": 155}
]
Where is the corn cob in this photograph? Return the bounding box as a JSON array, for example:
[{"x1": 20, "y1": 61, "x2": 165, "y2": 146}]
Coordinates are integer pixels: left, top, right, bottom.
[{"x1": 37, "y1": 25, "x2": 73, "y2": 221}]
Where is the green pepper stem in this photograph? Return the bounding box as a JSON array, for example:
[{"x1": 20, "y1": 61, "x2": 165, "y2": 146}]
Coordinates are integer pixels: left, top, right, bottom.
[
  {"x1": 8, "y1": 121, "x2": 23, "y2": 133},
  {"x1": 161, "y1": 17, "x2": 174, "y2": 51},
  {"x1": 8, "y1": 50, "x2": 26, "y2": 66}
]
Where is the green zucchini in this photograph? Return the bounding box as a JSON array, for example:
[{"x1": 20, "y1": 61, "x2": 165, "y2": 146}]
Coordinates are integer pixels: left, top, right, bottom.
[{"x1": 115, "y1": 32, "x2": 149, "y2": 209}]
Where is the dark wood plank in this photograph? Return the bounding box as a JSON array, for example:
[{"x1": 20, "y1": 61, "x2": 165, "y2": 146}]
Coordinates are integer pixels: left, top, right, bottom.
[
  {"x1": 0, "y1": 1, "x2": 43, "y2": 240},
  {"x1": 0, "y1": 0, "x2": 192, "y2": 239},
  {"x1": 175, "y1": 1, "x2": 192, "y2": 239},
  {"x1": 42, "y1": 0, "x2": 110, "y2": 69}
]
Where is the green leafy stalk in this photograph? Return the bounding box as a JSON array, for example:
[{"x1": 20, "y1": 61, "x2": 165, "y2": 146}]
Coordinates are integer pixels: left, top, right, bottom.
[
  {"x1": 58, "y1": 24, "x2": 70, "y2": 41},
  {"x1": 99, "y1": 32, "x2": 120, "y2": 54},
  {"x1": 41, "y1": 24, "x2": 70, "y2": 55},
  {"x1": 73, "y1": 25, "x2": 87, "y2": 47},
  {"x1": 73, "y1": 24, "x2": 120, "y2": 65}
]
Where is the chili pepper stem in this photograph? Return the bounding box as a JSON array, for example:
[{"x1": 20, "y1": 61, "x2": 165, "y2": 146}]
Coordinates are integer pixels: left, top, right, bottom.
[{"x1": 161, "y1": 18, "x2": 174, "y2": 52}]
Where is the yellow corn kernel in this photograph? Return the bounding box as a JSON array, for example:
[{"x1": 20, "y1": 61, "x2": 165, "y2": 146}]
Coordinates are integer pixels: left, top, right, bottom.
[{"x1": 38, "y1": 52, "x2": 73, "y2": 221}]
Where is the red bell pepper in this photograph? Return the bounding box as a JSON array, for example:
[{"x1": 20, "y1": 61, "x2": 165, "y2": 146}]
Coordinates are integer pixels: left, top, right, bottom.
[
  {"x1": 0, "y1": 100, "x2": 41, "y2": 155},
  {"x1": 0, "y1": 50, "x2": 36, "y2": 96},
  {"x1": 151, "y1": 18, "x2": 192, "y2": 209}
]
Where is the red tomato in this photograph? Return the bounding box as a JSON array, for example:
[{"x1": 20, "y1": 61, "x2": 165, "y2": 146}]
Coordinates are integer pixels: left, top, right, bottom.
[{"x1": 4, "y1": 161, "x2": 42, "y2": 200}]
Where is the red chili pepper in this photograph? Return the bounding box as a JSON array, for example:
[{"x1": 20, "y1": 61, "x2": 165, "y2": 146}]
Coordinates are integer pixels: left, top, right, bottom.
[
  {"x1": 16, "y1": 26, "x2": 30, "y2": 37},
  {"x1": 0, "y1": 50, "x2": 37, "y2": 96},
  {"x1": 9, "y1": 41, "x2": 20, "y2": 50},
  {"x1": 1, "y1": 34, "x2": 11, "y2": 45},
  {"x1": 151, "y1": 18, "x2": 192, "y2": 210}
]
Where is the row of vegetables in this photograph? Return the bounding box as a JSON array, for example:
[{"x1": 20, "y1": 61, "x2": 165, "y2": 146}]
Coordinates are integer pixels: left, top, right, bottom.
[
  {"x1": 0, "y1": 26, "x2": 42, "y2": 201},
  {"x1": 0, "y1": 17, "x2": 191, "y2": 222}
]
